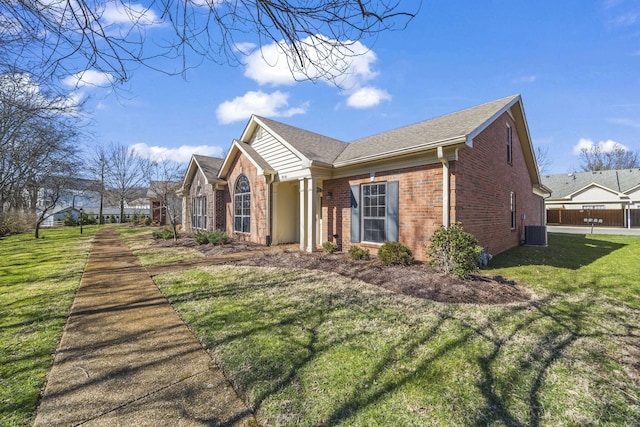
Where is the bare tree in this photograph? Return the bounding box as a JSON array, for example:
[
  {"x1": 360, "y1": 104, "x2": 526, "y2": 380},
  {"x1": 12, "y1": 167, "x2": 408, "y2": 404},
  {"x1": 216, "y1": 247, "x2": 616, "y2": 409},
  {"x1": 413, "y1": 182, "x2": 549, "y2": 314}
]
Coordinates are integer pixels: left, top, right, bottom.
[
  {"x1": 105, "y1": 143, "x2": 150, "y2": 223},
  {"x1": 579, "y1": 144, "x2": 640, "y2": 172},
  {"x1": 149, "y1": 159, "x2": 185, "y2": 240},
  {"x1": 86, "y1": 145, "x2": 109, "y2": 224},
  {"x1": 0, "y1": 0, "x2": 420, "y2": 85},
  {"x1": 0, "y1": 72, "x2": 81, "y2": 233},
  {"x1": 534, "y1": 145, "x2": 552, "y2": 176}
]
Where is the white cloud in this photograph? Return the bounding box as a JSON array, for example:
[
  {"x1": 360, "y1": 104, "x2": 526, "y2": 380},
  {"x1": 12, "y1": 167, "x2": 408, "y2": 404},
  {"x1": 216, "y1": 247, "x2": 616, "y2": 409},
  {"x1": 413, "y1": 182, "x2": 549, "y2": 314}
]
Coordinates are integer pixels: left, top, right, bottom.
[
  {"x1": 346, "y1": 87, "x2": 392, "y2": 109},
  {"x1": 609, "y1": 12, "x2": 638, "y2": 27},
  {"x1": 216, "y1": 90, "x2": 307, "y2": 124},
  {"x1": 101, "y1": 2, "x2": 160, "y2": 26},
  {"x1": 572, "y1": 138, "x2": 630, "y2": 155},
  {"x1": 130, "y1": 143, "x2": 225, "y2": 163},
  {"x1": 238, "y1": 34, "x2": 389, "y2": 110},
  {"x1": 63, "y1": 70, "x2": 113, "y2": 88},
  {"x1": 243, "y1": 35, "x2": 379, "y2": 90}
]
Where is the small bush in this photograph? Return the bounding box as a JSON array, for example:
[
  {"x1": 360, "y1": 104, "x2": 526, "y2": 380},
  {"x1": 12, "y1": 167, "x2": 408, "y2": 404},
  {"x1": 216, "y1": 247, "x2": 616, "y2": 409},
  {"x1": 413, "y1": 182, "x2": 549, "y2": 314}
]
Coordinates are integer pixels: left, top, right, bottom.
[
  {"x1": 348, "y1": 245, "x2": 370, "y2": 260},
  {"x1": 208, "y1": 230, "x2": 231, "y2": 246},
  {"x1": 153, "y1": 228, "x2": 175, "y2": 240},
  {"x1": 193, "y1": 230, "x2": 231, "y2": 245},
  {"x1": 63, "y1": 213, "x2": 76, "y2": 226},
  {"x1": 109, "y1": 214, "x2": 117, "y2": 224},
  {"x1": 144, "y1": 217, "x2": 151, "y2": 226},
  {"x1": 322, "y1": 240, "x2": 338, "y2": 254},
  {"x1": 193, "y1": 232, "x2": 210, "y2": 245},
  {"x1": 0, "y1": 210, "x2": 36, "y2": 236},
  {"x1": 378, "y1": 241, "x2": 414, "y2": 266},
  {"x1": 426, "y1": 222, "x2": 482, "y2": 279}
]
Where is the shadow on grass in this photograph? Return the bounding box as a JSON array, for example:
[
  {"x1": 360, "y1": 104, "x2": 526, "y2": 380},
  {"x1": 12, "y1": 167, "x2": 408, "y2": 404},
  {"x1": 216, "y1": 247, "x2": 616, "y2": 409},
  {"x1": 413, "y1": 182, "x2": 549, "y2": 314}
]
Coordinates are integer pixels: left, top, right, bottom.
[
  {"x1": 162, "y1": 267, "x2": 640, "y2": 426},
  {"x1": 485, "y1": 233, "x2": 626, "y2": 270}
]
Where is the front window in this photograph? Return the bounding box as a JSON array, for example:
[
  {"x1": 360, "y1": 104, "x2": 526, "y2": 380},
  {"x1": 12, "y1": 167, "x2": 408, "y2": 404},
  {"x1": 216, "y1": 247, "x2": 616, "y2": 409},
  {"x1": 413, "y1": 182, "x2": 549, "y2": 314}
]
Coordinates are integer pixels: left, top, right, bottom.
[
  {"x1": 192, "y1": 196, "x2": 207, "y2": 229},
  {"x1": 362, "y1": 183, "x2": 386, "y2": 243},
  {"x1": 234, "y1": 175, "x2": 251, "y2": 233}
]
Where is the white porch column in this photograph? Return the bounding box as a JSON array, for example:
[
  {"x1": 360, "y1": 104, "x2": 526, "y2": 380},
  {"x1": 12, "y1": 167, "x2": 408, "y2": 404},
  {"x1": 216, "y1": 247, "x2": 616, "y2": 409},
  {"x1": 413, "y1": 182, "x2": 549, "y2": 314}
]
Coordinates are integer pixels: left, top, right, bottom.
[
  {"x1": 306, "y1": 177, "x2": 317, "y2": 252},
  {"x1": 180, "y1": 192, "x2": 188, "y2": 230},
  {"x1": 299, "y1": 178, "x2": 306, "y2": 251}
]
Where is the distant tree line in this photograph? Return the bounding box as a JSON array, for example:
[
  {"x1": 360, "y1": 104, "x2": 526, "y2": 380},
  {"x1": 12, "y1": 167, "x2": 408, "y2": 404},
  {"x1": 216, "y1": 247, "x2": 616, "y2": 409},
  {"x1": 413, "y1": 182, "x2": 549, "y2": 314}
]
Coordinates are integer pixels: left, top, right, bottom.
[{"x1": 578, "y1": 144, "x2": 639, "y2": 172}]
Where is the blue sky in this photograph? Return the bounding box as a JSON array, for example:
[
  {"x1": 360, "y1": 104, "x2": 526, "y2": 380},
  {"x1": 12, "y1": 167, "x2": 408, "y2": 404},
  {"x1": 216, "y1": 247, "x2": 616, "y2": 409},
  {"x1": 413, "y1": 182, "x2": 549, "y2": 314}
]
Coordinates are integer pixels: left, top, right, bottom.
[{"x1": 67, "y1": 0, "x2": 640, "y2": 175}]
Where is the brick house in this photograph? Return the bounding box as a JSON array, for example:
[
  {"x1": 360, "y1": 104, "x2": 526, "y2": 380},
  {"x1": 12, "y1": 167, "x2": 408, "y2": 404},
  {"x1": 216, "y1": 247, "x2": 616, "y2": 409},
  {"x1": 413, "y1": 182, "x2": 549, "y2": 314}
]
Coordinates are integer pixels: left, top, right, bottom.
[
  {"x1": 542, "y1": 169, "x2": 640, "y2": 228},
  {"x1": 179, "y1": 155, "x2": 226, "y2": 232},
  {"x1": 180, "y1": 95, "x2": 549, "y2": 259}
]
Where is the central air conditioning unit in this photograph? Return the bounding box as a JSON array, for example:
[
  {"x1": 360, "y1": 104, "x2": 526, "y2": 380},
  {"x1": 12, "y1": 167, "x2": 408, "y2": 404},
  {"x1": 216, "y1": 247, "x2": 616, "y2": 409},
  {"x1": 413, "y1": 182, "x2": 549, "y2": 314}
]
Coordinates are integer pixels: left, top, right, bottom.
[{"x1": 525, "y1": 225, "x2": 547, "y2": 247}]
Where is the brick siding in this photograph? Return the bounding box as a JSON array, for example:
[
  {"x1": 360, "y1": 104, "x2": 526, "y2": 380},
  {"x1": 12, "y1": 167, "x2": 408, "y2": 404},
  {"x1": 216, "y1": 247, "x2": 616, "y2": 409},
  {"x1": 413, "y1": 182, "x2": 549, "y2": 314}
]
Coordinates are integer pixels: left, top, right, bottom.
[
  {"x1": 224, "y1": 153, "x2": 268, "y2": 245},
  {"x1": 452, "y1": 112, "x2": 544, "y2": 255},
  {"x1": 322, "y1": 163, "x2": 443, "y2": 261}
]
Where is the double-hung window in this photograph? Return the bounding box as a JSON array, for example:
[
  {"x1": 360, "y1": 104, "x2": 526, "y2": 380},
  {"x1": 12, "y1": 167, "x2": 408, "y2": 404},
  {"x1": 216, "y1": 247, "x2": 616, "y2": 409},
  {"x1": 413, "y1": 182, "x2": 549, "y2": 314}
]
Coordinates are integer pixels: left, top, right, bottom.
[
  {"x1": 350, "y1": 181, "x2": 399, "y2": 244},
  {"x1": 192, "y1": 195, "x2": 207, "y2": 229},
  {"x1": 362, "y1": 183, "x2": 387, "y2": 243},
  {"x1": 234, "y1": 175, "x2": 251, "y2": 233}
]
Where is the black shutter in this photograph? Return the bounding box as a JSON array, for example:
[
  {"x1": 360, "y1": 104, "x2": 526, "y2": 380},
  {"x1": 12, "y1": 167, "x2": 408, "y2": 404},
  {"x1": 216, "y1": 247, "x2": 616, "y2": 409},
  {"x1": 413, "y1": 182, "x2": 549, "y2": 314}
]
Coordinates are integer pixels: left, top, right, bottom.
[
  {"x1": 386, "y1": 181, "x2": 399, "y2": 242},
  {"x1": 350, "y1": 184, "x2": 360, "y2": 243}
]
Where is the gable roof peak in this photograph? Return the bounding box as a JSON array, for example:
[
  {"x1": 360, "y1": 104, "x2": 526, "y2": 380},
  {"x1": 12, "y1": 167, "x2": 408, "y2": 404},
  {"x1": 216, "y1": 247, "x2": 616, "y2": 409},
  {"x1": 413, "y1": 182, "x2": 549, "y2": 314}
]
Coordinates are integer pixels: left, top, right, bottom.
[{"x1": 249, "y1": 115, "x2": 348, "y2": 165}]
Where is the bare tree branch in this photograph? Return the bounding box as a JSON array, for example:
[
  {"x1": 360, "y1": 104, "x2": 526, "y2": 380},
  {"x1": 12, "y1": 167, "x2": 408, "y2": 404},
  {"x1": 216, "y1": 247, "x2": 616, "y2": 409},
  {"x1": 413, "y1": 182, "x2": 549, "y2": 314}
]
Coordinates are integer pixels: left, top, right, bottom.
[
  {"x1": 1, "y1": 0, "x2": 421, "y2": 85},
  {"x1": 579, "y1": 144, "x2": 640, "y2": 172}
]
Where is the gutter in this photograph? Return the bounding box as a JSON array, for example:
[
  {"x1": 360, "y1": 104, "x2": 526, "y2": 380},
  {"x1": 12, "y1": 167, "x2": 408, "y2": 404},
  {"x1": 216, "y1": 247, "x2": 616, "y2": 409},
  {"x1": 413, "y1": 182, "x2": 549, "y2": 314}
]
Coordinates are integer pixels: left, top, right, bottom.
[
  {"x1": 437, "y1": 146, "x2": 450, "y2": 228},
  {"x1": 333, "y1": 135, "x2": 466, "y2": 168}
]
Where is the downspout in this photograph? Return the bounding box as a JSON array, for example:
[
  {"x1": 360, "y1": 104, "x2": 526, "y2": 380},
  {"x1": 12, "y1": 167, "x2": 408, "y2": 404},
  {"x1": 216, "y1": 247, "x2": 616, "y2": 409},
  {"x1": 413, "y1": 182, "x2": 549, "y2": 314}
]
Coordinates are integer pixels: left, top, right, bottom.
[
  {"x1": 438, "y1": 146, "x2": 450, "y2": 228},
  {"x1": 265, "y1": 173, "x2": 276, "y2": 246}
]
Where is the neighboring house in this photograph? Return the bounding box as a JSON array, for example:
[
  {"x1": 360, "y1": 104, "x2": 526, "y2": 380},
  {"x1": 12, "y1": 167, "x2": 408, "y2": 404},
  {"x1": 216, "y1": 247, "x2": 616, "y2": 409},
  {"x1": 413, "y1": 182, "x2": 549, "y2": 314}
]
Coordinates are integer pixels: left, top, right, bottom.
[
  {"x1": 180, "y1": 94, "x2": 548, "y2": 259},
  {"x1": 147, "y1": 182, "x2": 182, "y2": 225},
  {"x1": 178, "y1": 155, "x2": 226, "y2": 232},
  {"x1": 36, "y1": 178, "x2": 102, "y2": 210},
  {"x1": 542, "y1": 169, "x2": 640, "y2": 228}
]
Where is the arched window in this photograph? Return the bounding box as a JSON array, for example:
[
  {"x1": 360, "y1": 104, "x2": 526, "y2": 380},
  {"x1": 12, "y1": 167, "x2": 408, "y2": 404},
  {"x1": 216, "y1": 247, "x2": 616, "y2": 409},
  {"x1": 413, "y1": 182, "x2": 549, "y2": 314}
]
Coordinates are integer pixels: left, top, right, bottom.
[{"x1": 234, "y1": 175, "x2": 251, "y2": 233}]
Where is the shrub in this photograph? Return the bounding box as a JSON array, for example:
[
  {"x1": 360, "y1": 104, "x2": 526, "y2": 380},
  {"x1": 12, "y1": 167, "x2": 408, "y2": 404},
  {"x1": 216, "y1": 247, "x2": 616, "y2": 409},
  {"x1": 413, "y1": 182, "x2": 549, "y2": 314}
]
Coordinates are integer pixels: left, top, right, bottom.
[
  {"x1": 193, "y1": 232, "x2": 210, "y2": 245},
  {"x1": 322, "y1": 240, "x2": 338, "y2": 254},
  {"x1": 63, "y1": 213, "x2": 76, "y2": 226},
  {"x1": 0, "y1": 210, "x2": 36, "y2": 236},
  {"x1": 348, "y1": 245, "x2": 370, "y2": 260},
  {"x1": 194, "y1": 230, "x2": 231, "y2": 245},
  {"x1": 426, "y1": 222, "x2": 482, "y2": 279},
  {"x1": 378, "y1": 241, "x2": 414, "y2": 266},
  {"x1": 208, "y1": 230, "x2": 231, "y2": 246},
  {"x1": 109, "y1": 214, "x2": 117, "y2": 224},
  {"x1": 144, "y1": 217, "x2": 151, "y2": 226},
  {"x1": 152, "y1": 228, "x2": 175, "y2": 240}
]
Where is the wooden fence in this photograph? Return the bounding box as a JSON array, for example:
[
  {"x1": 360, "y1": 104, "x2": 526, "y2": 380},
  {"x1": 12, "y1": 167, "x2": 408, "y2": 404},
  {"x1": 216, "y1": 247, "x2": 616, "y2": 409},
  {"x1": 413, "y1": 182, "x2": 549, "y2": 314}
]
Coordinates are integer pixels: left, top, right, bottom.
[{"x1": 547, "y1": 209, "x2": 628, "y2": 227}]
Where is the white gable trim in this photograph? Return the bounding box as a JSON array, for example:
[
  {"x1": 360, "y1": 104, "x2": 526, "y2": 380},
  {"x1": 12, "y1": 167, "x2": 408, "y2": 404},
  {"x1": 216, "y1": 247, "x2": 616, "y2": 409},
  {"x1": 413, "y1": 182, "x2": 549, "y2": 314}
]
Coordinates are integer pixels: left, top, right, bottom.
[
  {"x1": 218, "y1": 139, "x2": 276, "y2": 178},
  {"x1": 241, "y1": 116, "x2": 311, "y2": 165}
]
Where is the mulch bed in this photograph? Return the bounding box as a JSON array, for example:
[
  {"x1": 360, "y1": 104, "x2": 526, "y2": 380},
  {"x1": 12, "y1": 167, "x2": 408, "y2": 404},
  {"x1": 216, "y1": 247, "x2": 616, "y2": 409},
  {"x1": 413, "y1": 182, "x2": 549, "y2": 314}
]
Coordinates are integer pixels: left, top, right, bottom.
[{"x1": 155, "y1": 236, "x2": 532, "y2": 305}]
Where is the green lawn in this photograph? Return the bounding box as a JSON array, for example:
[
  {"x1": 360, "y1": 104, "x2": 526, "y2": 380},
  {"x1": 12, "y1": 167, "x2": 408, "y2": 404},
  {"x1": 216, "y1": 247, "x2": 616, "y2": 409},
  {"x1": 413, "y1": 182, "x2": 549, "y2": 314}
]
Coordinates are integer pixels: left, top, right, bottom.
[
  {"x1": 2, "y1": 229, "x2": 638, "y2": 426},
  {"x1": 0, "y1": 226, "x2": 97, "y2": 426},
  {"x1": 151, "y1": 232, "x2": 640, "y2": 426}
]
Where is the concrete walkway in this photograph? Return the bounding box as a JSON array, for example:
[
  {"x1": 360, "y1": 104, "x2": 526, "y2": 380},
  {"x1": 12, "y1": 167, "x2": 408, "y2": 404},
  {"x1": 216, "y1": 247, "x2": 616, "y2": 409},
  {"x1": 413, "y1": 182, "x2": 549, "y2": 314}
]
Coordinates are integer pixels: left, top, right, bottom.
[{"x1": 34, "y1": 228, "x2": 257, "y2": 427}]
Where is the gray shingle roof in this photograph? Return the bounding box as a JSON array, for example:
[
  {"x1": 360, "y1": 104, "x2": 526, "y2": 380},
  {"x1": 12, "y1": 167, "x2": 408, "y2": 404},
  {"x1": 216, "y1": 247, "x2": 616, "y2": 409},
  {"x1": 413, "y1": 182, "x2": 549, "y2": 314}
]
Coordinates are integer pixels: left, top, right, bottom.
[
  {"x1": 335, "y1": 95, "x2": 521, "y2": 164},
  {"x1": 193, "y1": 155, "x2": 224, "y2": 182},
  {"x1": 542, "y1": 169, "x2": 640, "y2": 198},
  {"x1": 255, "y1": 116, "x2": 348, "y2": 165}
]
